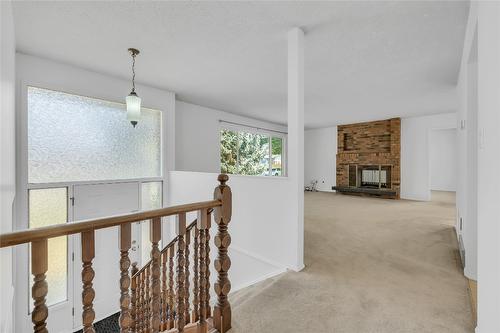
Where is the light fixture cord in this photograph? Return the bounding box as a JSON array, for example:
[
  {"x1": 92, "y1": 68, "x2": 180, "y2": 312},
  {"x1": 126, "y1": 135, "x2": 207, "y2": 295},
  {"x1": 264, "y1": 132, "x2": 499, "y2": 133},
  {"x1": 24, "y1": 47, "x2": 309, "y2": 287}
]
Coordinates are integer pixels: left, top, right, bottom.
[{"x1": 131, "y1": 53, "x2": 136, "y2": 93}]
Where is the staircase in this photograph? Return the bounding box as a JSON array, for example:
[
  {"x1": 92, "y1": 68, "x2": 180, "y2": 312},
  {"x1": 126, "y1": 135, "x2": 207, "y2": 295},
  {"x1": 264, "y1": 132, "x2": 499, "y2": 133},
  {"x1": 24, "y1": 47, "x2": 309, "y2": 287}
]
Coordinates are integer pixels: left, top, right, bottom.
[{"x1": 0, "y1": 174, "x2": 233, "y2": 333}]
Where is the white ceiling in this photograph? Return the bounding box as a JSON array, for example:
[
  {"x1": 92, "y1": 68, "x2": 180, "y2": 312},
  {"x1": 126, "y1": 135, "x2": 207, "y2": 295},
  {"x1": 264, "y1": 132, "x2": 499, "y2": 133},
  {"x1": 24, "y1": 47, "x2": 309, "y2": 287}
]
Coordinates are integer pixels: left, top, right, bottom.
[{"x1": 12, "y1": 1, "x2": 469, "y2": 128}]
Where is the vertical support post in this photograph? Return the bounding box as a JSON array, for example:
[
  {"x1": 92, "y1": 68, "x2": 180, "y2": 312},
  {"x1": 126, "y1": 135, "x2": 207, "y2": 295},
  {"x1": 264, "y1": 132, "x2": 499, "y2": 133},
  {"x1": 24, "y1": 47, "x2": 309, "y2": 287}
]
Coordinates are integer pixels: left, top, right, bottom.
[
  {"x1": 150, "y1": 217, "x2": 162, "y2": 332},
  {"x1": 81, "y1": 230, "x2": 96, "y2": 333},
  {"x1": 213, "y1": 174, "x2": 232, "y2": 333},
  {"x1": 119, "y1": 223, "x2": 132, "y2": 332},
  {"x1": 197, "y1": 208, "x2": 210, "y2": 332},
  {"x1": 130, "y1": 263, "x2": 138, "y2": 332},
  {"x1": 31, "y1": 239, "x2": 49, "y2": 333},
  {"x1": 287, "y1": 27, "x2": 305, "y2": 271},
  {"x1": 176, "y1": 213, "x2": 187, "y2": 331}
]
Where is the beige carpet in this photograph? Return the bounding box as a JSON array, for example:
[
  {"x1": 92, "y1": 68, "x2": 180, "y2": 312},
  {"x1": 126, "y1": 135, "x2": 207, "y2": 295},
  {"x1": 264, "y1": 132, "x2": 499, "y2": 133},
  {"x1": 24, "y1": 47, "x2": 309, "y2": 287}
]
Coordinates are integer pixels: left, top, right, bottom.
[{"x1": 229, "y1": 191, "x2": 473, "y2": 333}]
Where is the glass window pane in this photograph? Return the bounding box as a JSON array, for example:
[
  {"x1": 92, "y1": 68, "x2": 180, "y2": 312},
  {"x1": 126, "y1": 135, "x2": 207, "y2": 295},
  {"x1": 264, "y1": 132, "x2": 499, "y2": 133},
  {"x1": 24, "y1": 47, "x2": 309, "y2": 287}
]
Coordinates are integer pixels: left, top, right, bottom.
[
  {"x1": 271, "y1": 137, "x2": 283, "y2": 176},
  {"x1": 237, "y1": 132, "x2": 269, "y2": 176},
  {"x1": 28, "y1": 87, "x2": 161, "y2": 183},
  {"x1": 29, "y1": 188, "x2": 68, "y2": 307},
  {"x1": 220, "y1": 129, "x2": 238, "y2": 174},
  {"x1": 140, "y1": 182, "x2": 163, "y2": 265}
]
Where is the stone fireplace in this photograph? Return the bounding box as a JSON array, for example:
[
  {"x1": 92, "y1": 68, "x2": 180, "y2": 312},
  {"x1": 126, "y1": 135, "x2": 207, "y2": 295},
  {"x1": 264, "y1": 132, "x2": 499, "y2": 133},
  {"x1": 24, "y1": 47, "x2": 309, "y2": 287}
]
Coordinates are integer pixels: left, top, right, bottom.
[{"x1": 334, "y1": 118, "x2": 400, "y2": 199}]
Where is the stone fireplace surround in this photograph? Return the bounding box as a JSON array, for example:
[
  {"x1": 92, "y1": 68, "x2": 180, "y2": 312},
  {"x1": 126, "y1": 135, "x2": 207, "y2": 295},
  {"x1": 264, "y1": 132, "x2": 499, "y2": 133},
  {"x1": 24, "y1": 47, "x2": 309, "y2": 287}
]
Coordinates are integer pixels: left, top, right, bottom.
[{"x1": 334, "y1": 118, "x2": 401, "y2": 199}]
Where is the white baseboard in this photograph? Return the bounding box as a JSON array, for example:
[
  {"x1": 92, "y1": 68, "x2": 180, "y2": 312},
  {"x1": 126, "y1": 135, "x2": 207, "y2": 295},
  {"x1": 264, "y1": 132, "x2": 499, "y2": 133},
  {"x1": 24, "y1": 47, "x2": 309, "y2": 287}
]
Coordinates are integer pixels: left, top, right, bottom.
[
  {"x1": 230, "y1": 267, "x2": 287, "y2": 294},
  {"x1": 230, "y1": 245, "x2": 287, "y2": 270}
]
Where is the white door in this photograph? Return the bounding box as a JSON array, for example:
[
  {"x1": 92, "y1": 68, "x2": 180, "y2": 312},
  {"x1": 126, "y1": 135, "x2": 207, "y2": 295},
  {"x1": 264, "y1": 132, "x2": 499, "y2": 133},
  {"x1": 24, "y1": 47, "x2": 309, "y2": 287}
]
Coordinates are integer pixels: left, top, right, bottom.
[{"x1": 72, "y1": 182, "x2": 141, "y2": 330}]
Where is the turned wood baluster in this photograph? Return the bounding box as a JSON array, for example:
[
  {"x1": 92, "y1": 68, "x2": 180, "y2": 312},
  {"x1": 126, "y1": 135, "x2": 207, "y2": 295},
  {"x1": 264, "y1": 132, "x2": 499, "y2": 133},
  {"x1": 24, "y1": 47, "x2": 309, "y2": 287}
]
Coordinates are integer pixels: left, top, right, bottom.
[
  {"x1": 81, "y1": 230, "x2": 96, "y2": 333},
  {"x1": 206, "y1": 210, "x2": 212, "y2": 318},
  {"x1": 213, "y1": 174, "x2": 233, "y2": 333},
  {"x1": 131, "y1": 263, "x2": 138, "y2": 332},
  {"x1": 144, "y1": 267, "x2": 150, "y2": 332},
  {"x1": 150, "y1": 217, "x2": 162, "y2": 332},
  {"x1": 139, "y1": 272, "x2": 145, "y2": 333},
  {"x1": 161, "y1": 251, "x2": 168, "y2": 330},
  {"x1": 176, "y1": 213, "x2": 187, "y2": 332},
  {"x1": 167, "y1": 244, "x2": 175, "y2": 329},
  {"x1": 119, "y1": 223, "x2": 132, "y2": 332},
  {"x1": 184, "y1": 227, "x2": 191, "y2": 324},
  {"x1": 198, "y1": 208, "x2": 210, "y2": 332},
  {"x1": 192, "y1": 227, "x2": 200, "y2": 322},
  {"x1": 31, "y1": 239, "x2": 48, "y2": 333}
]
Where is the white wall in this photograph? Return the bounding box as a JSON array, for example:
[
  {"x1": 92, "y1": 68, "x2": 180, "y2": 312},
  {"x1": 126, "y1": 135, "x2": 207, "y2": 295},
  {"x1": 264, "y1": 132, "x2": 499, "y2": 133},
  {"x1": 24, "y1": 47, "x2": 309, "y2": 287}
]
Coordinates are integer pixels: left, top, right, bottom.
[
  {"x1": 176, "y1": 100, "x2": 286, "y2": 173},
  {"x1": 168, "y1": 171, "x2": 290, "y2": 292},
  {"x1": 304, "y1": 127, "x2": 337, "y2": 192},
  {"x1": 429, "y1": 128, "x2": 457, "y2": 191},
  {"x1": 400, "y1": 112, "x2": 457, "y2": 201},
  {"x1": 476, "y1": 2, "x2": 500, "y2": 332},
  {"x1": 0, "y1": 1, "x2": 16, "y2": 331}
]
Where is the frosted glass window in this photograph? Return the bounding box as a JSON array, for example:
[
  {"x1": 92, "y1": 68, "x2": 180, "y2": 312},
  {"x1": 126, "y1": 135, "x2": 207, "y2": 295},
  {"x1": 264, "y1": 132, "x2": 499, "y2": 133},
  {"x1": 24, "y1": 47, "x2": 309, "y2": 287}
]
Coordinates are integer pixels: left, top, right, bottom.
[
  {"x1": 28, "y1": 87, "x2": 162, "y2": 183},
  {"x1": 140, "y1": 182, "x2": 163, "y2": 265},
  {"x1": 29, "y1": 188, "x2": 68, "y2": 308}
]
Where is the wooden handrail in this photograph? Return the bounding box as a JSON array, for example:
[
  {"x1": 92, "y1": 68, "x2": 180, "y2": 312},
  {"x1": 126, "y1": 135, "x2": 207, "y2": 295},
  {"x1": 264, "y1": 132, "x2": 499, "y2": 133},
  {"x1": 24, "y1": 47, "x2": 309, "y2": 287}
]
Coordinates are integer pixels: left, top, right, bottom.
[{"x1": 0, "y1": 199, "x2": 221, "y2": 248}]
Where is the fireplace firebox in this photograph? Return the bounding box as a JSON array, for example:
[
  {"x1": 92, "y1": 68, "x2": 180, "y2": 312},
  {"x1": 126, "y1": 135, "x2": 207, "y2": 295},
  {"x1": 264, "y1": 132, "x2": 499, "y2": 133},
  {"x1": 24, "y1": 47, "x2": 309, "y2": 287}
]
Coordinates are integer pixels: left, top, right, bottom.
[{"x1": 348, "y1": 165, "x2": 392, "y2": 189}]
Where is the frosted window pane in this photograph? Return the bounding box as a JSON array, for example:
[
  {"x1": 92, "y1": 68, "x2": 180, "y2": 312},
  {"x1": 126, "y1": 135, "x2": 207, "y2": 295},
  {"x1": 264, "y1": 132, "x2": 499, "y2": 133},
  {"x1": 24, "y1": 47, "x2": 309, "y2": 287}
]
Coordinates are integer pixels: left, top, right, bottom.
[
  {"x1": 29, "y1": 188, "x2": 68, "y2": 308},
  {"x1": 141, "y1": 182, "x2": 162, "y2": 265},
  {"x1": 28, "y1": 87, "x2": 161, "y2": 183}
]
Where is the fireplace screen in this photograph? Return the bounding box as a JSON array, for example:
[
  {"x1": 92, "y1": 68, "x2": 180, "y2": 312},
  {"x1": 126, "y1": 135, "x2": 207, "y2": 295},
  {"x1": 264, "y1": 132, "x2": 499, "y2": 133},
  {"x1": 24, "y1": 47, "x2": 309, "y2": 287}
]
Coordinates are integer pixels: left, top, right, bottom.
[{"x1": 348, "y1": 165, "x2": 391, "y2": 189}]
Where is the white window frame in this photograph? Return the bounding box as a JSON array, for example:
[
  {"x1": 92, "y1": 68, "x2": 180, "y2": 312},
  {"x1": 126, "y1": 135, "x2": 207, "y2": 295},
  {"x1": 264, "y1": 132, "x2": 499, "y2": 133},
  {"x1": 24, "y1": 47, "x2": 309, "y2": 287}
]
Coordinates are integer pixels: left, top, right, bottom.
[{"x1": 219, "y1": 120, "x2": 287, "y2": 177}]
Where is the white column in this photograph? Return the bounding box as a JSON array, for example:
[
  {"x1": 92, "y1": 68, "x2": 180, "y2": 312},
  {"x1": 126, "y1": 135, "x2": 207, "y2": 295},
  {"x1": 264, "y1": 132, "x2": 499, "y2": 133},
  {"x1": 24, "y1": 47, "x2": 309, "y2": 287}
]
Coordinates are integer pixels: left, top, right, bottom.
[
  {"x1": 476, "y1": 2, "x2": 500, "y2": 333},
  {"x1": 287, "y1": 27, "x2": 305, "y2": 271}
]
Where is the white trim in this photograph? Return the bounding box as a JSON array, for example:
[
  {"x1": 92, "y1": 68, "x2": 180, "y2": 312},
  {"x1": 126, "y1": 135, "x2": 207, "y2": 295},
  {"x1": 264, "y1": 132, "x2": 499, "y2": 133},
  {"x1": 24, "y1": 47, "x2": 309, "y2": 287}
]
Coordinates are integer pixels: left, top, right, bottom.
[
  {"x1": 230, "y1": 245, "x2": 287, "y2": 271},
  {"x1": 230, "y1": 267, "x2": 287, "y2": 295}
]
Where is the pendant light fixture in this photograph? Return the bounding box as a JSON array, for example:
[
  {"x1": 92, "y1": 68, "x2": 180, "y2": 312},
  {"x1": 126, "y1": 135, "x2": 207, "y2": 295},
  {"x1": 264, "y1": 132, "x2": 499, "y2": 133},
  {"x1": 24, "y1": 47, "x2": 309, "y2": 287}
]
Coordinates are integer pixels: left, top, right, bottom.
[{"x1": 126, "y1": 48, "x2": 141, "y2": 127}]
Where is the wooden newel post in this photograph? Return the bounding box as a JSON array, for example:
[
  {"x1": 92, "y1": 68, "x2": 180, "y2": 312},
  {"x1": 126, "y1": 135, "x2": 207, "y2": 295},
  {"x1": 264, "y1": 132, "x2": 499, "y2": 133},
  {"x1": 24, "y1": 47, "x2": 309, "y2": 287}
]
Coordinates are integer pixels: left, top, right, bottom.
[
  {"x1": 150, "y1": 217, "x2": 162, "y2": 332},
  {"x1": 31, "y1": 239, "x2": 49, "y2": 333},
  {"x1": 213, "y1": 174, "x2": 232, "y2": 333}
]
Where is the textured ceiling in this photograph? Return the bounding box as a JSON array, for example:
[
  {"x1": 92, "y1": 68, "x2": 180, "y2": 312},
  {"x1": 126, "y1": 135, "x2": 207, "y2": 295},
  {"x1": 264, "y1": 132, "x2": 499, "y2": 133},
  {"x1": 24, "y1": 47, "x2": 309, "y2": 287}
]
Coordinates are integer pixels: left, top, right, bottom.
[{"x1": 12, "y1": 1, "x2": 469, "y2": 128}]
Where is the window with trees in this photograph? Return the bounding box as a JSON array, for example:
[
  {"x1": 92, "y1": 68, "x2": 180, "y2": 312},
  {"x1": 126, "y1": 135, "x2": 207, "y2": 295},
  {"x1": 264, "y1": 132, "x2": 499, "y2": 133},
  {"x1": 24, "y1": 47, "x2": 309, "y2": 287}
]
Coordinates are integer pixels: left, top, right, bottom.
[{"x1": 220, "y1": 124, "x2": 286, "y2": 177}]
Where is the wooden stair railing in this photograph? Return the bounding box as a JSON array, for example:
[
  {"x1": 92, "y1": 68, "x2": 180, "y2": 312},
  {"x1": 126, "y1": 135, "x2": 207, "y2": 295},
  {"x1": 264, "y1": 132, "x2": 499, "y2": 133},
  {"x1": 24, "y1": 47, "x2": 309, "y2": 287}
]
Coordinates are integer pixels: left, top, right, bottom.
[{"x1": 0, "y1": 174, "x2": 232, "y2": 333}]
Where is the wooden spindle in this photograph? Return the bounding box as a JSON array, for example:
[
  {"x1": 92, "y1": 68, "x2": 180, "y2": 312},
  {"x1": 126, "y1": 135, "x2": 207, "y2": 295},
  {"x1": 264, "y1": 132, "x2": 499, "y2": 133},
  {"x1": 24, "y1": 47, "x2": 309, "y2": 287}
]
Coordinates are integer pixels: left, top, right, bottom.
[
  {"x1": 161, "y1": 251, "x2": 168, "y2": 330},
  {"x1": 184, "y1": 227, "x2": 191, "y2": 324},
  {"x1": 198, "y1": 208, "x2": 210, "y2": 332},
  {"x1": 31, "y1": 239, "x2": 48, "y2": 333},
  {"x1": 167, "y1": 244, "x2": 175, "y2": 329},
  {"x1": 192, "y1": 227, "x2": 200, "y2": 322},
  {"x1": 213, "y1": 174, "x2": 233, "y2": 332},
  {"x1": 144, "y1": 267, "x2": 150, "y2": 332},
  {"x1": 205, "y1": 210, "x2": 212, "y2": 317},
  {"x1": 131, "y1": 263, "x2": 138, "y2": 332},
  {"x1": 119, "y1": 223, "x2": 132, "y2": 332},
  {"x1": 139, "y1": 272, "x2": 145, "y2": 333},
  {"x1": 81, "y1": 230, "x2": 96, "y2": 333},
  {"x1": 176, "y1": 213, "x2": 187, "y2": 332},
  {"x1": 150, "y1": 218, "x2": 162, "y2": 332}
]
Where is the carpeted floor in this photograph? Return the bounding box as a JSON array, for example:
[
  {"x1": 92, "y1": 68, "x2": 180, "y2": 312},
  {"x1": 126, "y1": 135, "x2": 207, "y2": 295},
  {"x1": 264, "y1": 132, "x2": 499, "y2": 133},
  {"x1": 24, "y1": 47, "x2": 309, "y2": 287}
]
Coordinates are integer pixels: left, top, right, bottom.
[{"x1": 230, "y1": 191, "x2": 474, "y2": 333}]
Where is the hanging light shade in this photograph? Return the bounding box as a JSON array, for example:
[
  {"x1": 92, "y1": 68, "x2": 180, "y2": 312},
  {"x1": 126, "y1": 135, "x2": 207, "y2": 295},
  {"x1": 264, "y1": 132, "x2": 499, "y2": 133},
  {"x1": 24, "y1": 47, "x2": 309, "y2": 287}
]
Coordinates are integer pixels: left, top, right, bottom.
[{"x1": 126, "y1": 48, "x2": 141, "y2": 127}]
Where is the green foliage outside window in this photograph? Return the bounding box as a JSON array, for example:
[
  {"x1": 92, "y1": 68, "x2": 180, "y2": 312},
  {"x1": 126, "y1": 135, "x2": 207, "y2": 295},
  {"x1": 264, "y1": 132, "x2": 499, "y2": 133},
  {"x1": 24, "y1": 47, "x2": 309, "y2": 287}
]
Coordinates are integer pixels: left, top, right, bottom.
[{"x1": 220, "y1": 129, "x2": 284, "y2": 176}]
